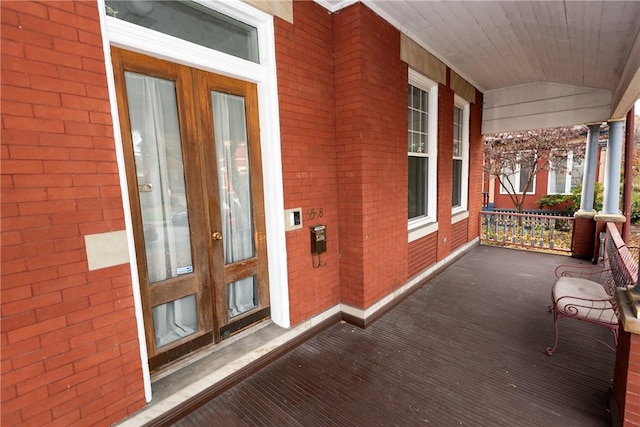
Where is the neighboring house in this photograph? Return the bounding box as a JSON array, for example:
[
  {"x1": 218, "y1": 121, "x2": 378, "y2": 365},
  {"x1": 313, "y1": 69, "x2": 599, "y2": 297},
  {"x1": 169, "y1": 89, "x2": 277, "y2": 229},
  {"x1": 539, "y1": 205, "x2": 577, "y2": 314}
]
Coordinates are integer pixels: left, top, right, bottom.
[
  {"x1": 484, "y1": 142, "x2": 604, "y2": 213},
  {"x1": 2, "y1": 1, "x2": 484, "y2": 425}
]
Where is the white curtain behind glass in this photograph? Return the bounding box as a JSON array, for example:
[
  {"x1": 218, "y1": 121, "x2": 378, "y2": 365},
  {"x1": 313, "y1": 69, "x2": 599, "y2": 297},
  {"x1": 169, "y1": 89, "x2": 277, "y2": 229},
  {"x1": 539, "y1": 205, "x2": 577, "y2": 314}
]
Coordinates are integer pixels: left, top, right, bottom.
[
  {"x1": 212, "y1": 91, "x2": 257, "y2": 317},
  {"x1": 549, "y1": 156, "x2": 567, "y2": 194},
  {"x1": 125, "y1": 72, "x2": 196, "y2": 347}
]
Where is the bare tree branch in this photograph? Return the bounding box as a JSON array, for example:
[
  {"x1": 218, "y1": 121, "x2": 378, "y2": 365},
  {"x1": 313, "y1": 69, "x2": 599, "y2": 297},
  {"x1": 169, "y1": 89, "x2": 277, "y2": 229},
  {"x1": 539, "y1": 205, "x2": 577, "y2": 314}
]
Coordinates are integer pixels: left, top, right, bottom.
[{"x1": 484, "y1": 125, "x2": 587, "y2": 212}]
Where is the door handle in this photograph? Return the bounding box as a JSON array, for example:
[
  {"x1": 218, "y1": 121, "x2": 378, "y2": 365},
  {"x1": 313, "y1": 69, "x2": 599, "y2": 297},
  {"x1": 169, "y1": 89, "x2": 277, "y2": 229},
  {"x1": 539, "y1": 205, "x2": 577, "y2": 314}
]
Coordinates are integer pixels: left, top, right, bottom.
[{"x1": 212, "y1": 231, "x2": 223, "y2": 241}]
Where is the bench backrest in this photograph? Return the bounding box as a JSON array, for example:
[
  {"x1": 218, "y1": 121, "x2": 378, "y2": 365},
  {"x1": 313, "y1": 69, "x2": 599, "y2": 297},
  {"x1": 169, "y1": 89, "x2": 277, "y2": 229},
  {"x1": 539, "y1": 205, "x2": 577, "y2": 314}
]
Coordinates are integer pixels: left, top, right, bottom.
[{"x1": 604, "y1": 224, "x2": 638, "y2": 296}]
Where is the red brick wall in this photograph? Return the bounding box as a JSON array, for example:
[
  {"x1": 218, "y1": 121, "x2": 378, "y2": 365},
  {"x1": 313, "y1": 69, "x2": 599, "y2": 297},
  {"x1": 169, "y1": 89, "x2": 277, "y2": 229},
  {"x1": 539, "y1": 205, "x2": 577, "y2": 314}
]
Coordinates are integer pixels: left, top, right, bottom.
[
  {"x1": 436, "y1": 81, "x2": 454, "y2": 260},
  {"x1": 1, "y1": 2, "x2": 145, "y2": 425},
  {"x1": 334, "y1": 4, "x2": 408, "y2": 309},
  {"x1": 613, "y1": 329, "x2": 640, "y2": 426},
  {"x1": 451, "y1": 219, "x2": 468, "y2": 251},
  {"x1": 467, "y1": 91, "x2": 484, "y2": 240},
  {"x1": 407, "y1": 234, "x2": 438, "y2": 278},
  {"x1": 274, "y1": 2, "x2": 341, "y2": 325}
]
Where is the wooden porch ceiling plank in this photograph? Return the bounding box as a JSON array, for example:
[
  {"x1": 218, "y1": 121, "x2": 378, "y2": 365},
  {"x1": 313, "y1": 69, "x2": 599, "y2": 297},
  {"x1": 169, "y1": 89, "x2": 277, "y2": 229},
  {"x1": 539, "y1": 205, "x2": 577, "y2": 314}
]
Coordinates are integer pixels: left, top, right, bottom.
[{"x1": 498, "y1": 2, "x2": 547, "y2": 86}]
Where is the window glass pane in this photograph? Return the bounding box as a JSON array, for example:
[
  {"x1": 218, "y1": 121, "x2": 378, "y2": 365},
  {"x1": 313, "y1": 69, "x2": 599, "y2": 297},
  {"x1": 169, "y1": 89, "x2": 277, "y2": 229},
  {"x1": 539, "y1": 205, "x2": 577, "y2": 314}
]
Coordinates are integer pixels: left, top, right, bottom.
[
  {"x1": 211, "y1": 92, "x2": 255, "y2": 265},
  {"x1": 519, "y1": 165, "x2": 533, "y2": 193},
  {"x1": 549, "y1": 168, "x2": 565, "y2": 194},
  {"x1": 105, "y1": 1, "x2": 259, "y2": 63},
  {"x1": 125, "y1": 72, "x2": 193, "y2": 285},
  {"x1": 411, "y1": 109, "x2": 419, "y2": 133},
  {"x1": 453, "y1": 107, "x2": 462, "y2": 157},
  {"x1": 408, "y1": 84, "x2": 428, "y2": 153},
  {"x1": 152, "y1": 295, "x2": 197, "y2": 348},
  {"x1": 411, "y1": 132, "x2": 421, "y2": 153},
  {"x1": 228, "y1": 276, "x2": 257, "y2": 317},
  {"x1": 549, "y1": 156, "x2": 567, "y2": 194},
  {"x1": 570, "y1": 157, "x2": 584, "y2": 191},
  {"x1": 408, "y1": 157, "x2": 428, "y2": 219},
  {"x1": 421, "y1": 91, "x2": 428, "y2": 113},
  {"x1": 452, "y1": 159, "x2": 462, "y2": 207}
]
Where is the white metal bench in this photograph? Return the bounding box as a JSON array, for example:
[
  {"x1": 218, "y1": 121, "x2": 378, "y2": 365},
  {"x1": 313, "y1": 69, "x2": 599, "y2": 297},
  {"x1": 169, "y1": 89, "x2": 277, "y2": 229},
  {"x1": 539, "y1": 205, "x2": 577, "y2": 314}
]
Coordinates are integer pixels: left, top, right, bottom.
[{"x1": 546, "y1": 225, "x2": 637, "y2": 355}]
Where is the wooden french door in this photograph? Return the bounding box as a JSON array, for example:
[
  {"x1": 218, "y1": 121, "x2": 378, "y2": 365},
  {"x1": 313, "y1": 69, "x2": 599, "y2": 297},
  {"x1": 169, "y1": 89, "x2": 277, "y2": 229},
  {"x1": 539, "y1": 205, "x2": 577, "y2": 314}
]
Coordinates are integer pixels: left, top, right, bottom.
[{"x1": 111, "y1": 49, "x2": 269, "y2": 371}]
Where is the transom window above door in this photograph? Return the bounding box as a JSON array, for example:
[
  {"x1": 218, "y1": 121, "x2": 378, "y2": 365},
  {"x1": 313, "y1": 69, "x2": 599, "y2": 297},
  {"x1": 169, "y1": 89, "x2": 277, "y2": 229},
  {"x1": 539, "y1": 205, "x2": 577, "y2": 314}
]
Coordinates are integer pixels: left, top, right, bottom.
[{"x1": 105, "y1": 0, "x2": 259, "y2": 63}]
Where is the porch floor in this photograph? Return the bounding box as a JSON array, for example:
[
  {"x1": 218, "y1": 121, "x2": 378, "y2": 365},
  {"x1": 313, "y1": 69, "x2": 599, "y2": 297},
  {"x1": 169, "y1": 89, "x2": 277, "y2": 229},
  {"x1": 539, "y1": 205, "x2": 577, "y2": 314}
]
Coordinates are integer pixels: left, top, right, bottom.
[{"x1": 171, "y1": 245, "x2": 616, "y2": 426}]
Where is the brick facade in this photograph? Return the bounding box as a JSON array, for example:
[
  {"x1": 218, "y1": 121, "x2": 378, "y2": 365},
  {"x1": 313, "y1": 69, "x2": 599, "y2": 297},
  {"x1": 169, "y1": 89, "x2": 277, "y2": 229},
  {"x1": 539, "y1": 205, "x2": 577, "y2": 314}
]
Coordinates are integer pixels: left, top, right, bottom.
[
  {"x1": 334, "y1": 4, "x2": 409, "y2": 308},
  {"x1": 407, "y1": 234, "x2": 438, "y2": 279},
  {"x1": 436, "y1": 81, "x2": 455, "y2": 260},
  {"x1": 467, "y1": 91, "x2": 484, "y2": 241},
  {"x1": 451, "y1": 219, "x2": 468, "y2": 251},
  {"x1": 274, "y1": 1, "x2": 341, "y2": 325},
  {"x1": 1, "y1": 1, "x2": 485, "y2": 425},
  {"x1": 613, "y1": 329, "x2": 640, "y2": 426},
  {"x1": 1, "y1": 2, "x2": 146, "y2": 425}
]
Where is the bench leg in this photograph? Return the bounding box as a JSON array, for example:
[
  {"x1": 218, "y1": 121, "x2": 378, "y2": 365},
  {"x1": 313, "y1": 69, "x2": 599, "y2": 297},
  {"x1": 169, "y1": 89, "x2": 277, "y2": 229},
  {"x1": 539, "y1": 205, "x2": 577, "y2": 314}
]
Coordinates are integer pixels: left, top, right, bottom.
[
  {"x1": 547, "y1": 306, "x2": 618, "y2": 355},
  {"x1": 546, "y1": 304, "x2": 560, "y2": 356}
]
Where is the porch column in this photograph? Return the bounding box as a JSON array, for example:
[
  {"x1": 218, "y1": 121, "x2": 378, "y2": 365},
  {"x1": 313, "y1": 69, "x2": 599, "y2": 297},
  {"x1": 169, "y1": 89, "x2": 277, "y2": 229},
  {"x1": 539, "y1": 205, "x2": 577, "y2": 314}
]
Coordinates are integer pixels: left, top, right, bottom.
[
  {"x1": 578, "y1": 123, "x2": 601, "y2": 212},
  {"x1": 571, "y1": 123, "x2": 600, "y2": 259},
  {"x1": 593, "y1": 119, "x2": 626, "y2": 260},
  {"x1": 601, "y1": 119, "x2": 625, "y2": 215}
]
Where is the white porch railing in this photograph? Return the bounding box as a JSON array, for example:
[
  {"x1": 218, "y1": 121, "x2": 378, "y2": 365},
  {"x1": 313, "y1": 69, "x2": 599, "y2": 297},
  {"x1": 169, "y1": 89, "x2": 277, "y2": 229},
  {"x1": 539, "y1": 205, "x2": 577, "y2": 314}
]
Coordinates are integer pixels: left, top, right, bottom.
[{"x1": 480, "y1": 211, "x2": 575, "y2": 253}]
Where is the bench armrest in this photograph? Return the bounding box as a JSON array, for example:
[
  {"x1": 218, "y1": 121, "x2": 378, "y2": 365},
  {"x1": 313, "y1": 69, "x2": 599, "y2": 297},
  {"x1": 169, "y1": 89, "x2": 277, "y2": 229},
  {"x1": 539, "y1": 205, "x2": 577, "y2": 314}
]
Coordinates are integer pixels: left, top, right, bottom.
[{"x1": 554, "y1": 264, "x2": 609, "y2": 283}]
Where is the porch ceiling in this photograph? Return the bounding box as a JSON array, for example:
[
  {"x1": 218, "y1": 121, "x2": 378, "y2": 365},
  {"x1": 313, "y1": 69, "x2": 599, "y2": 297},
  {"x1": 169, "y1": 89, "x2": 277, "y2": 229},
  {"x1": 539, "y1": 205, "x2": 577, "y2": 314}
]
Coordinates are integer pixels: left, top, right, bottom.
[{"x1": 317, "y1": 0, "x2": 640, "y2": 133}]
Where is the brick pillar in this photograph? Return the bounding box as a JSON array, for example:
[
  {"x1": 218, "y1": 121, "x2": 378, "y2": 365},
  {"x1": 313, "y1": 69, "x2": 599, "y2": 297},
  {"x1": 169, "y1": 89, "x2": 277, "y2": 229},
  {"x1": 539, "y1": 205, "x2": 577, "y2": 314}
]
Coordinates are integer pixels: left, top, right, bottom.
[
  {"x1": 612, "y1": 290, "x2": 640, "y2": 426},
  {"x1": 333, "y1": 3, "x2": 408, "y2": 312},
  {"x1": 571, "y1": 211, "x2": 596, "y2": 260}
]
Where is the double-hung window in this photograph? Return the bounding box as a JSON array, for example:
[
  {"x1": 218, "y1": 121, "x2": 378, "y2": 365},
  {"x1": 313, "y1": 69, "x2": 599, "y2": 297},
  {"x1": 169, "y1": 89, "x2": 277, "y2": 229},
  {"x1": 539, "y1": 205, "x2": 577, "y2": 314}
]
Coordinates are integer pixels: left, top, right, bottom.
[
  {"x1": 408, "y1": 70, "x2": 438, "y2": 228},
  {"x1": 548, "y1": 151, "x2": 583, "y2": 194},
  {"x1": 452, "y1": 95, "x2": 469, "y2": 213},
  {"x1": 499, "y1": 159, "x2": 536, "y2": 194}
]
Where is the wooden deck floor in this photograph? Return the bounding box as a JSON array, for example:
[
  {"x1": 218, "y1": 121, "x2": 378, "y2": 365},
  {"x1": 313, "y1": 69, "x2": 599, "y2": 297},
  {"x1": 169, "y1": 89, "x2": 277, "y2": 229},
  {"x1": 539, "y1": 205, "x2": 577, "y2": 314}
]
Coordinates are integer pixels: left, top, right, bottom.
[{"x1": 172, "y1": 245, "x2": 616, "y2": 426}]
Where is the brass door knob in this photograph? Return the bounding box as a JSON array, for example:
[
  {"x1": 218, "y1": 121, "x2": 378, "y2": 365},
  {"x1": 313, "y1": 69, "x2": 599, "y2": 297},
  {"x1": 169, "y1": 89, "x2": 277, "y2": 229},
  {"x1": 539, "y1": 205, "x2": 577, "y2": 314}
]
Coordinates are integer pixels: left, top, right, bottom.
[{"x1": 212, "y1": 231, "x2": 223, "y2": 241}]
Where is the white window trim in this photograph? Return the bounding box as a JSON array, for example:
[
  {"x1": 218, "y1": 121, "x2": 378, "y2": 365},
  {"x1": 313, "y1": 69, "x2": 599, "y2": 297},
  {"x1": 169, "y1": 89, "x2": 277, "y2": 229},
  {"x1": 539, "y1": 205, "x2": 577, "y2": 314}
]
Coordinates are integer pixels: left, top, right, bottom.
[
  {"x1": 498, "y1": 163, "x2": 537, "y2": 195},
  {"x1": 452, "y1": 210, "x2": 470, "y2": 224},
  {"x1": 547, "y1": 151, "x2": 579, "y2": 195},
  {"x1": 408, "y1": 69, "x2": 438, "y2": 234},
  {"x1": 98, "y1": 0, "x2": 288, "y2": 402},
  {"x1": 452, "y1": 95, "x2": 469, "y2": 215}
]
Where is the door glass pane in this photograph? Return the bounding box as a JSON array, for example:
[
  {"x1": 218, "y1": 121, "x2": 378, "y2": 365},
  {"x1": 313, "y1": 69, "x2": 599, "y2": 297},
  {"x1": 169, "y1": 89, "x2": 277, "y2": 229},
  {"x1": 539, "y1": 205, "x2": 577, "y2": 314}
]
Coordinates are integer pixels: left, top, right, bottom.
[
  {"x1": 105, "y1": 1, "x2": 259, "y2": 63},
  {"x1": 152, "y1": 295, "x2": 197, "y2": 348},
  {"x1": 228, "y1": 277, "x2": 257, "y2": 318},
  {"x1": 211, "y1": 91, "x2": 255, "y2": 265},
  {"x1": 124, "y1": 72, "x2": 193, "y2": 284}
]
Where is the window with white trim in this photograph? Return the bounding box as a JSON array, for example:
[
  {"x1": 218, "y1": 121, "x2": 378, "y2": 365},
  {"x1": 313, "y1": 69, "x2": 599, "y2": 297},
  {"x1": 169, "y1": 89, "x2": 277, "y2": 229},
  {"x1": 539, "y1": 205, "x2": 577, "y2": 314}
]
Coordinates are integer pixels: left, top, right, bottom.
[
  {"x1": 452, "y1": 95, "x2": 469, "y2": 212},
  {"x1": 408, "y1": 70, "x2": 438, "y2": 226},
  {"x1": 499, "y1": 162, "x2": 536, "y2": 194},
  {"x1": 548, "y1": 151, "x2": 583, "y2": 194}
]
